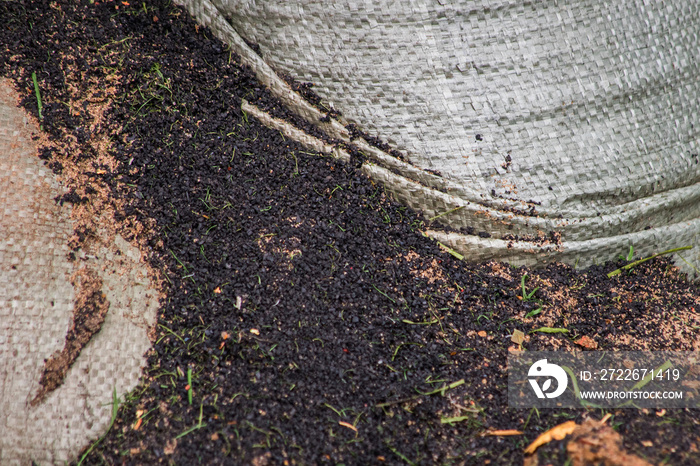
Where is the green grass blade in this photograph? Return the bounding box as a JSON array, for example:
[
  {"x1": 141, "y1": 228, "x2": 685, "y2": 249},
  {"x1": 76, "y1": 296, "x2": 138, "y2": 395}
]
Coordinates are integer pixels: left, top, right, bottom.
[
  {"x1": 32, "y1": 71, "x2": 42, "y2": 120},
  {"x1": 77, "y1": 387, "x2": 120, "y2": 465},
  {"x1": 436, "y1": 241, "x2": 464, "y2": 260},
  {"x1": 529, "y1": 327, "x2": 569, "y2": 334},
  {"x1": 608, "y1": 246, "x2": 692, "y2": 277}
]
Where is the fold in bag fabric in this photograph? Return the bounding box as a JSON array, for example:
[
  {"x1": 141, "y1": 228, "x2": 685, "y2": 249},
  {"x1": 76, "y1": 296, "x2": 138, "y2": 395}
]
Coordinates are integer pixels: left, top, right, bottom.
[{"x1": 178, "y1": 0, "x2": 700, "y2": 277}]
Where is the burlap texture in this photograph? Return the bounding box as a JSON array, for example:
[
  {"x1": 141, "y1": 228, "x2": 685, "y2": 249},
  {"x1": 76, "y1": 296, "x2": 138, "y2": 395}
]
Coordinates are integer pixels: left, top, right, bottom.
[{"x1": 0, "y1": 81, "x2": 159, "y2": 464}]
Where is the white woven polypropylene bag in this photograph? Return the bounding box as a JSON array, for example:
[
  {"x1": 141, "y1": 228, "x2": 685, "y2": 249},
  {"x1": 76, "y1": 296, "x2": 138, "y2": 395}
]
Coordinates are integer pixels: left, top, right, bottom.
[{"x1": 178, "y1": 0, "x2": 700, "y2": 277}]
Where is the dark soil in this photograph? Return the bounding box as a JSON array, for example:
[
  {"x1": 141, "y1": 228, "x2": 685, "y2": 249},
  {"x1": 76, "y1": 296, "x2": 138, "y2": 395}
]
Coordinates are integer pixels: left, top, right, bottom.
[{"x1": 2, "y1": 1, "x2": 699, "y2": 464}]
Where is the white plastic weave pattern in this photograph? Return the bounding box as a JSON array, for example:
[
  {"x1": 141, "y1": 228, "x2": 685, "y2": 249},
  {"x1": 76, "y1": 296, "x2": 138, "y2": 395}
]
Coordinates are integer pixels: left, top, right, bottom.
[{"x1": 178, "y1": 0, "x2": 700, "y2": 275}]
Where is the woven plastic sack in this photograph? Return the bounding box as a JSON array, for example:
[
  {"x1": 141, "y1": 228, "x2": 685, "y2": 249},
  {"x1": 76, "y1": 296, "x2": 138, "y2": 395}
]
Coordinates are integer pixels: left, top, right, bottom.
[{"x1": 177, "y1": 0, "x2": 700, "y2": 277}]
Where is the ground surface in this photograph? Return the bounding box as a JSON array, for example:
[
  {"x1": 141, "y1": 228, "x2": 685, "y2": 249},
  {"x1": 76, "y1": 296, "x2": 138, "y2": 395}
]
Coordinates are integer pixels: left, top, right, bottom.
[{"x1": 2, "y1": 1, "x2": 700, "y2": 464}]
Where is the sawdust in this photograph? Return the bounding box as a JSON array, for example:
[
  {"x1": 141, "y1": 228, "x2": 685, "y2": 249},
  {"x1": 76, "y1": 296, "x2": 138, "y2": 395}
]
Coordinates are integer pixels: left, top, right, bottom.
[
  {"x1": 567, "y1": 419, "x2": 653, "y2": 466},
  {"x1": 31, "y1": 267, "x2": 109, "y2": 406},
  {"x1": 256, "y1": 229, "x2": 303, "y2": 262},
  {"x1": 488, "y1": 261, "x2": 515, "y2": 281},
  {"x1": 405, "y1": 250, "x2": 448, "y2": 284}
]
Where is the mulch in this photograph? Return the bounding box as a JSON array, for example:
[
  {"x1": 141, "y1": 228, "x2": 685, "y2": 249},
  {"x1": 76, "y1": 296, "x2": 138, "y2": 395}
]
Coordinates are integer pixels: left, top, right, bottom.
[{"x1": 2, "y1": 1, "x2": 699, "y2": 464}]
